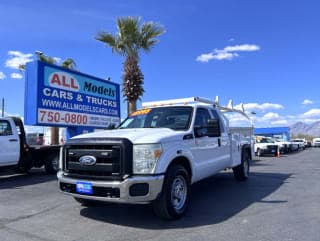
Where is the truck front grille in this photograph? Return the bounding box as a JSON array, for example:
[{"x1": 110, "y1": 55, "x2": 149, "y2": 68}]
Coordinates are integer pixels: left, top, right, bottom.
[
  {"x1": 63, "y1": 138, "x2": 133, "y2": 180},
  {"x1": 267, "y1": 145, "x2": 278, "y2": 151}
]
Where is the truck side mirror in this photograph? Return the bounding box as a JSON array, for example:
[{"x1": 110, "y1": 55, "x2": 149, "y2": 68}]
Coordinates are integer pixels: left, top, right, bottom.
[{"x1": 207, "y1": 119, "x2": 221, "y2": 137}]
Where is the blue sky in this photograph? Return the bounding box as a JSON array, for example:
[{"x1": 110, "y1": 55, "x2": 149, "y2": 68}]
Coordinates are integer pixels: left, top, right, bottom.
[{"x1": 0, "y1": 0, "x2": 320, "y2": 129}]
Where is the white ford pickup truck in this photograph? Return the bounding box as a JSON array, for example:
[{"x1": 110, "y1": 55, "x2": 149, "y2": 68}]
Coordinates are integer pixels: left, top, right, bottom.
[{"x1": 58, "y1": 97, "x2": 254, "y2": 219}]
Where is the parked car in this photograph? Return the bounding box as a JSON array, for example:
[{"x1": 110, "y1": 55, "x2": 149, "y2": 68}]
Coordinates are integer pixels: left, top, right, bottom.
[
  {"x1": 273, "y1": 138, "x2": 291, "y2": 153},
  {"x1": 254, "y1": 136, "x2": 279, "y2": 157},
  {"x1": 312, "y1": 138, "x2": 320, "y2": 147},
  {"x1": 306, "y1": 141, "x2": 312, "y2": 148},
  {"x1": 291, "y1": 139, "x2": 306, "y2": 150}
]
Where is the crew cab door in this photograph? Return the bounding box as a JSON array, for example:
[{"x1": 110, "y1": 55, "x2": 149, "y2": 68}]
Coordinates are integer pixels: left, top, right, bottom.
[
  {"x1": 191, "y1": 108, "x2": 229, "y2": 181},
  {"x1": 0, "y1": 119, "x2": 20, "y2": 166}
]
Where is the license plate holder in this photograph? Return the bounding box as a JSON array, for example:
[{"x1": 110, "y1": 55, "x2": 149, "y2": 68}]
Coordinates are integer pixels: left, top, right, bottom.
[{"x1": 76, "y1": 181, "x2": 93, "y2": 195}]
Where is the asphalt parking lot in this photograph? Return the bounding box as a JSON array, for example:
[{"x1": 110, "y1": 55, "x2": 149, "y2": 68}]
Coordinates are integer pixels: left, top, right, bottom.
[{"x1": 1, "y1": 148, "x2": 319, "y2": 241}]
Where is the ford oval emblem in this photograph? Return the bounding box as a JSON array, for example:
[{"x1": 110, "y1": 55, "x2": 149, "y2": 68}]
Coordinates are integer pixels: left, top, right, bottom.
[{"x1": 79, "y1": 155, "x2": 96, "y2": 166}]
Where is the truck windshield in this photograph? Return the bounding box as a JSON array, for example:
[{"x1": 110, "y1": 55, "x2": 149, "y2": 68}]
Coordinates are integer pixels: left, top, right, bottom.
[
  {"x1": 118, "y1": 106, "x2": 193, "y2": 130},
  {"x1": 257, "y1": 138, "x2": 275, "y2": 143}
]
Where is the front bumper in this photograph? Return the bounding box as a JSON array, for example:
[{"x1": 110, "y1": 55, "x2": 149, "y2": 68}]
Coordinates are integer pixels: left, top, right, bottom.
[
  {"x1": 57, "y1": 171, "x2": 164, "y2": 204},
  {"x1": 260, "y1": 148, "x2": 277, "y2": 155}
]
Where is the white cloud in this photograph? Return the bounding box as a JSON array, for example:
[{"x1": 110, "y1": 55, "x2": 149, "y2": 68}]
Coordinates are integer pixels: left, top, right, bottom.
[
  {"x1": 5, "y1": 51, "x2": 33, "y2": 70},
  {"x1": 53, "y1": 57, "x2": 62, "y2": 64},
  {"x1": 302, "y1": 99, "x2": 313, "y2": 105},
  {"x1": 224, "y1": 44, "x2": 260, "y2": 52},
  {"x1": 235, "y1": 102, "x2": 284, "y2": 113},
  {"x1": 196, "y1": 51, "x2": 238, "y2": 62},
  {"x1": 262, "y1": 112, "x2": 280, "y2": 120},
  {"x1": 302, "y1": 109, "x2": 320, "y2": 118},
  {"x1": 10, "y1": 73, "x2": 23, "y2": 79},
  {"x1": 252, "y1": 108, "x2": 320, "y2": 127},
  {"x1": 270, "y1": 120, "x2": 288, "y2": 125},
  {"x1": 196, "y1": 44, "x2": 260, "y2": 63},
  {"x1": 0, "y1": 71, "x2": 6, "y2": 80},
  {"x1": 253, "y1": 113, "x2": 288, "y2": 127},
  {"x1": 233, "y1": 104, "x2": 320, "y2": 127}
]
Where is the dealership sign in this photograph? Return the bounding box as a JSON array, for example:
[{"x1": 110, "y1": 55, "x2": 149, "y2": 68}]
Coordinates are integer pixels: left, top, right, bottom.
[{"x1": 25, "y1": 61, "x2": 120, "y2": 128}]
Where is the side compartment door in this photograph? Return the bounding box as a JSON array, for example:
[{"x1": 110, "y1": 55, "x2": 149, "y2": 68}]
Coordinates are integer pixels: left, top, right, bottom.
[{"x1": 0, "y1": 120, "x2": 20, "y2": 166}]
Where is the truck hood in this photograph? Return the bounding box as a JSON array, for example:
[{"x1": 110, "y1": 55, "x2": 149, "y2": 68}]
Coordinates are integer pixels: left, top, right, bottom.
[{"x1": 71, "y1": 128, "x2": 187, "y2": 144}]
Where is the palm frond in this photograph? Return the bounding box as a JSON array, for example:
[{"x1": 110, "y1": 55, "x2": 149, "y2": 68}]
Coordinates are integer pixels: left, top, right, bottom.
[
  {"x1": 38, "y1": 54, "x2": 57, "y2": 64},
  {"x1": 140, "y1": 22, "x2": 165, "y2": 51},
  {"x1": 61, "y1": 58, "x2": 77, "y2": 70}
]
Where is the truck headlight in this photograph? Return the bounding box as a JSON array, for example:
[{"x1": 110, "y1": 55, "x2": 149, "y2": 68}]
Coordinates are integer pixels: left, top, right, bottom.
[{"x1": 133, "y1": 144, "x2": 162, "y2": 174}]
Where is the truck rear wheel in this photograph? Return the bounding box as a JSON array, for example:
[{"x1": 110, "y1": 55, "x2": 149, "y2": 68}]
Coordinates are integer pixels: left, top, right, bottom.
[
  {"x1": 152, "y1": 164, "x2": 190, "y2": 220},
  {"x1": 233, "y1": 150, "x2": 250, "y2": 181},
  {"x1": 45, "y1": 153, "x2": 59, "y2": 174}
]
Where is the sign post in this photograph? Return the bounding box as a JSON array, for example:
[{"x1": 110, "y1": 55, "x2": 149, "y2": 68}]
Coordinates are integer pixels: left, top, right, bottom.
[{"x1": 25, "y1": 61, "x2": 120, "y2": 139}]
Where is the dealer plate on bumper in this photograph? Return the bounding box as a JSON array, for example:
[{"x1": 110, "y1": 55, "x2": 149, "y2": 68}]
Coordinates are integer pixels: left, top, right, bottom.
[{"x1": 76, "y1": 181, "x2": 93, "y2": 195}]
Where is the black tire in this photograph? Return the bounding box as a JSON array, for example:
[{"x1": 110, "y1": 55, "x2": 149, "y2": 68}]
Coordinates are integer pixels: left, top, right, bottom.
[
  {"x1": 233, "y1": 150, "x2": 250, "y2": 181},
  {"x1": 15, "y1": 152, "x2": 33, "y2": 173},
  {"x1": 73, "y1": 197, "x2": 103, "y2": 207},
  {"x1": 152, "y1": 165, "x2": 190, "y2": 220},
  {"x1": 45, "y1": 153, "x2": 59, "y2": 174}
]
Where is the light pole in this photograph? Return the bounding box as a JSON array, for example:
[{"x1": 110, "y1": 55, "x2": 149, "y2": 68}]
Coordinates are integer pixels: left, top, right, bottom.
[{"x1": 1, "y1": 97, "x2": 4, "y2": 117}]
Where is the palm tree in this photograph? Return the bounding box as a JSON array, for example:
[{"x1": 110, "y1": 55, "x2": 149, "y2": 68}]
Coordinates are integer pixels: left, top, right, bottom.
[{"x1": 96, "y1": 16, "x2": 165, "y2": 115}]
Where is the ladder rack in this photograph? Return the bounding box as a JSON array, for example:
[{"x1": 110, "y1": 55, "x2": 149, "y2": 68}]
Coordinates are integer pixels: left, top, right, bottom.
[{"x1": 142, "y1": 96, "x2": 248, "y2": 117}]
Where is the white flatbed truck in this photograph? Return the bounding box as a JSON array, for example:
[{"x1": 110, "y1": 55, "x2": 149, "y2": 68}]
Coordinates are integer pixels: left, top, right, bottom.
[{"x1": 0, "y1": 117, "x2": 60, "y2": 174}]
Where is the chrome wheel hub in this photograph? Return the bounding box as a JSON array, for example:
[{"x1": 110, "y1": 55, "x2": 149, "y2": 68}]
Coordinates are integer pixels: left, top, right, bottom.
[{"x1": 171, "y1": 176, "x2": 187, "y2": 211}]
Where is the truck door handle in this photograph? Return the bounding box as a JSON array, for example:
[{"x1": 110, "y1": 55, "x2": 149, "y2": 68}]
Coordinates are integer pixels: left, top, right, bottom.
[{"x1": 9, "y1": 139, "x2": 18, "y2": 142}]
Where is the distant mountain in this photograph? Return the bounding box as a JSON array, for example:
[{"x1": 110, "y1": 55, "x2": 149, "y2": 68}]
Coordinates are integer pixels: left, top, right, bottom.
[{"x1": 290, "y1": 121, "x2": 320, "y2": 137}]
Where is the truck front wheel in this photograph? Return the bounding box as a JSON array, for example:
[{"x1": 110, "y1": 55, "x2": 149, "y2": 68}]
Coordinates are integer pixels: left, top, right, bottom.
[
  {"x1": 233, "y1": 150, "x2": 250, "y2": 181},
  {"x1": 45, "y1": 153, "x2": 59, "y2": 174},
  {"x1": 152, "y1": 165, "x2": 190, "y2": 220}
]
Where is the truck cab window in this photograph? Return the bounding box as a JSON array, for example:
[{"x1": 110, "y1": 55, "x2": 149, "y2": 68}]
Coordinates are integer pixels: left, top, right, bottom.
[
  {"x1": 194, "y1": 108, "x2": 211, "y2": 127},
  {"x1": 0, "y1": 120, "x2": 12, "y2": 136},
  {"x1": 209, "y1": 109, "x2": 225, "y2": 132},
  {"x1": 194, "y1": 108, "x2": 211, "y2": 137}
]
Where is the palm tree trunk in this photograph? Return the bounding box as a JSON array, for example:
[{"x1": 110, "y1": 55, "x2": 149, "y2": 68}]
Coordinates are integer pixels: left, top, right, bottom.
[
  {"x1": 127, "y1": 101, "x2": 137, "y2": 116},
  {"x1": 50, "y1": 127, "x2": 59, "y2": 145}
]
